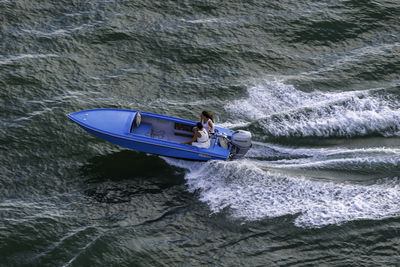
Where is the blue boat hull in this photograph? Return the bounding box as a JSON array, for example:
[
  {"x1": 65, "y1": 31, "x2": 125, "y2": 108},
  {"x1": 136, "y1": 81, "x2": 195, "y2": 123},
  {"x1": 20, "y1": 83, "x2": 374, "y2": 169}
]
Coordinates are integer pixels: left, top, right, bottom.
[
  {"x1": 67, "y1": 109, "x2": 232, "y2": 161},
  {"x1": 78, "y1": 124, "x2": 223, "y2": 160}
]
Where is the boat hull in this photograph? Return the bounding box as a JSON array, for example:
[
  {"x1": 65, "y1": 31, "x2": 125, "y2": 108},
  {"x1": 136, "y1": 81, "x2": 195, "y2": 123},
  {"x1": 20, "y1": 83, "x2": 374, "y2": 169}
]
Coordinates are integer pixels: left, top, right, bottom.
[
  {"x1": 67, "y1": 109, "x2": 231, "y2": 161},
  {"x1": 78, "y1": 124, "x2": 225, "y2": 161}
]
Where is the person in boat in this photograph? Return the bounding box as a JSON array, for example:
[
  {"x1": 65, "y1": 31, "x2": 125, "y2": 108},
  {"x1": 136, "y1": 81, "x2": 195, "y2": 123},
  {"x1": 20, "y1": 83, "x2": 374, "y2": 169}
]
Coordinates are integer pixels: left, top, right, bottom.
[
  {"x1": 182, "y1": 122, "x2": 210, "y2": 148},
  {"x1": 193, "y1": 110, "x2": 215, "y2": 135}
]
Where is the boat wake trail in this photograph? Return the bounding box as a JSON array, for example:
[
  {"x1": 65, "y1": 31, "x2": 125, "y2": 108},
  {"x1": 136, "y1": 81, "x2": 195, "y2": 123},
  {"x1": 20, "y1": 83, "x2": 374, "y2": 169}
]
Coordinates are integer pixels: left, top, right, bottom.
[
  {"x1": 163, "y1": 157, "x2": 400, "y2": 228},
  {"x1": 163, "y1": 80, "x2": 400, "y2": 228},
  {"x1": 224, "y1": 80, "x2": 400, "y2": 138},
  {"x1": 248, "y1": 142, "x2": 400, "y2": 173}
]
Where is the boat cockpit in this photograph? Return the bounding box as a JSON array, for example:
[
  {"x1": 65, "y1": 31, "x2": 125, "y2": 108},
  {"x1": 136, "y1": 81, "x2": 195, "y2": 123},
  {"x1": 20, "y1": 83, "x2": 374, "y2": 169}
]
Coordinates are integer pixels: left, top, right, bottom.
[{"x1": 130, "y1": 112, "x2": 195, "y2": 143}]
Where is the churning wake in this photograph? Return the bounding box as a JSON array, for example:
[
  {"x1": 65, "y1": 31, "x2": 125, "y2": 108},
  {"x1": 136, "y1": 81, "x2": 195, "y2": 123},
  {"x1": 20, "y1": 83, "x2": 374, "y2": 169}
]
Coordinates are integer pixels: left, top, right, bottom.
[
  {"x1": 163, "y1": 157, "x2": 400, "y2": 228},
  {"x1": 224, "y1": 80, "x2": 400, "y2": 138},
  {"x1": 164, "y1": 80, "x2": 400, "y2": 228},
  {"x1": 248, "y1": 142, "x2": 400, "y2": 173}
]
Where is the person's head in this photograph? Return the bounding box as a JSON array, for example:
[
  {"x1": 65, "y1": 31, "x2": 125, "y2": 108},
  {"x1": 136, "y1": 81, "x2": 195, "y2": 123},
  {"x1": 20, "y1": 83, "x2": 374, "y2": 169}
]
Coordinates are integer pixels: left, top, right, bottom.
[
  {"x1": 201, "y1": 110, "x2": 214, "y2": 122},
  {"x1": 196, "y1": 122, "x2": 203, "y2": 130}
]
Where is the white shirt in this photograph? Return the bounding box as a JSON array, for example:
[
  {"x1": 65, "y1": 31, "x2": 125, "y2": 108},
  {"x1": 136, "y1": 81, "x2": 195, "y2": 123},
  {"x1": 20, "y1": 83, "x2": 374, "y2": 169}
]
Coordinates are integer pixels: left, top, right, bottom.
[
  {"x1": 192, "y1": 128, "x2": 210, "y2": 148},
  {"x1": 202, "y1": 118, "x2": 214, "y2": 134}
]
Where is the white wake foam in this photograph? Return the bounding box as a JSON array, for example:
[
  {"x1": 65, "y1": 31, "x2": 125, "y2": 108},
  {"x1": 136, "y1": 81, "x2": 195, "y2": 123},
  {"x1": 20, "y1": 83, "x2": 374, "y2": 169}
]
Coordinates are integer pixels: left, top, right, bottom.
[
  {"x1": 247, "y1": 142, "x2": 400, "y2": 171},
  {"x1": 247, "y1": 141, "x2": 400, "y2": 158},
  {"x1": 162, "y1": 157, "x2": 400, "y2": 228},
  {"x1": 224, "y1": 80, "x2": 400, "y2": 137},
  {"x1": 162, "y1": 80, "x2": 400, "y2": 228},
  {"x1": 253, "y1": 156, "x2": 400, "y2": 172}
]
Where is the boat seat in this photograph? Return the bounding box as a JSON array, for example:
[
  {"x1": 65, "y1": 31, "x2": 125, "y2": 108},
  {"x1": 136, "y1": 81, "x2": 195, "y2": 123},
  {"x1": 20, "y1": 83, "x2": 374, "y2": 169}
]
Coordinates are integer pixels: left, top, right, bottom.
[
  {"x1": 174, "y1": 128, "x2": 193, "y2": 137},
  {"x1": 151, "y1": 129, "x2": 165, "y2": 139},
  {"x1": 175, "y1": 132, "x2": 194, "y2": 138},
  {"x1": 132, "y1": 122, "x2": 152, "y2": 137}
]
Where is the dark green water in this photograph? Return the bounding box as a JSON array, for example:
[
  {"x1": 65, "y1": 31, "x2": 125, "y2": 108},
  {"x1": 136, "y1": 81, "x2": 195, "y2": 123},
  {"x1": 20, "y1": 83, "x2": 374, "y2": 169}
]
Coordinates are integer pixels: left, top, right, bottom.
[{"x1": 1, "y1": 0, "x2": 400, "y2": 266}]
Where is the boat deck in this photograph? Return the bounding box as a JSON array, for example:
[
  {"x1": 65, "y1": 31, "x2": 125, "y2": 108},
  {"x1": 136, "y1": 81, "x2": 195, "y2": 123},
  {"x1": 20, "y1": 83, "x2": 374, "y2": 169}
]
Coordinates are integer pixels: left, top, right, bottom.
[
  {"x1": 131, "y1": 115, "x2": 220, "y2": 149},
  {"x1": 67, "y1": 108, "x2": 233, "y2": 160},
  {"x1": 132, "y1": 116, "x2": 194, "y2": 144}
]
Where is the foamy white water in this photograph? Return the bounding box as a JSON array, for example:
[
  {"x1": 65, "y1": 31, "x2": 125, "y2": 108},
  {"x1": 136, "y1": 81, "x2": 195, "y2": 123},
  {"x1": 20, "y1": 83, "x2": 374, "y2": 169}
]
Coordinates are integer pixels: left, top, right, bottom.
[
  {"x1": 247, "y1": 142, "x2": 400, "y2": 171},
  {"x1": 163, "y1": 157, "x2": 400, "y2": 228},
  {"x1": 253, "y1": 156, "x2": 400, "y2": 172},
  {"x1": 224, "y1": 80, "x2": 400, "y2": 137},
  {"x1": 161, "y1": 80, "x2": 400, "y2": 228},
  {"x1": 247, "y1": 141, "x2": 400, "y2": 159}
]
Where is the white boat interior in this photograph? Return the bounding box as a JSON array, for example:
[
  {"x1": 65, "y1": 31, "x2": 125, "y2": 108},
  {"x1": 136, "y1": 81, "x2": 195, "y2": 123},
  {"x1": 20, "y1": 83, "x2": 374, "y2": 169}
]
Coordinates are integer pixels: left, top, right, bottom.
[{"x1": 131, "y1": 115, "x2": 195, "y2": 144}]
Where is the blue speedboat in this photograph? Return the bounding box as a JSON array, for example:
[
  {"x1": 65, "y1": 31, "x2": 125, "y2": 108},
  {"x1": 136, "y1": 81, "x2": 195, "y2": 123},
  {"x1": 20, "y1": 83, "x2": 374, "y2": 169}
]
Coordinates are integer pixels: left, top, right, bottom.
[{"x1": 67, "y1": 109, "x2": 252, "y2": 161}]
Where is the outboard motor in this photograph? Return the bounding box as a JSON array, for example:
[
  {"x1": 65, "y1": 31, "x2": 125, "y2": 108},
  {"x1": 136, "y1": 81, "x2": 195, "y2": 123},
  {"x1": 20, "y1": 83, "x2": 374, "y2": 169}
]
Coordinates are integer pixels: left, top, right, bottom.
[{"x1": 230, "y1": 130, "x2": 252, "y2": 159}]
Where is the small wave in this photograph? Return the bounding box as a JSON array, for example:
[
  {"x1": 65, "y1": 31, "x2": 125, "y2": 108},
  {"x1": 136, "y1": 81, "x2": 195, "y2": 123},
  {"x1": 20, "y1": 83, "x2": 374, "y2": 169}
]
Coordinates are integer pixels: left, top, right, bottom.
[
  {"x1": 247, "y1": 141, "x2": 400, "y2": 159},
  {"x1": 248, "y1": 142, "x2": 400, "y2": 173},
  {"x1": 0, "y1": 54, "x2": 59, "y2": 65},
  {"x1": 225, "y1": 80, "x2": 400, "y2": 138},
  {"x1": 253, "y1": 156, "x2": 400, "y2": 172},
  {"x1": 181, "y1": 18, "x2": 222, "y2": 24},
  {"x1": 21, "y1": 28, "x2": 70, "y2": 37},
  {"x1": 163, "y1": 158, "x2": 400, "y2": 228}
]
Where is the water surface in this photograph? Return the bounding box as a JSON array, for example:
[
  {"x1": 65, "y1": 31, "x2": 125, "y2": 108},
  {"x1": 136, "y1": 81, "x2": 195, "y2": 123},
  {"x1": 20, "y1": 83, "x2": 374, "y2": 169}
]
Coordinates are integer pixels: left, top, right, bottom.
[{"x1": 1, "y1": 0, "x2": 400, "y2": 266}]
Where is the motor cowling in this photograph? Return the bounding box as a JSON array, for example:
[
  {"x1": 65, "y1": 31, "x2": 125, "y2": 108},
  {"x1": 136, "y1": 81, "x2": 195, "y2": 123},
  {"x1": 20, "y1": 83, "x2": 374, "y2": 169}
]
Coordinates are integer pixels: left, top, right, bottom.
[{"x1": 230, "y1": 130, "x2": 252, "y2": 159}]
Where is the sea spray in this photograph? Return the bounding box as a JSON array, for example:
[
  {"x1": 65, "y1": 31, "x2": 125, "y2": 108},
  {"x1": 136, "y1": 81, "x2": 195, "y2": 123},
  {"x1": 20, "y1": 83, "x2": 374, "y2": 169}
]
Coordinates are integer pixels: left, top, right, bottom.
[
  {"x1": 248, "y1": 142, "x2": 400, "y2": 172},
  {"x1": 161, "y1": 80, "x2": 400, "y2": 227},
  {"x1": 224, "y1": 80, "x2": 400, "y2": 138},
  {"x1": 163, "y1": 157, "x2": 400, "y2": 228}
]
